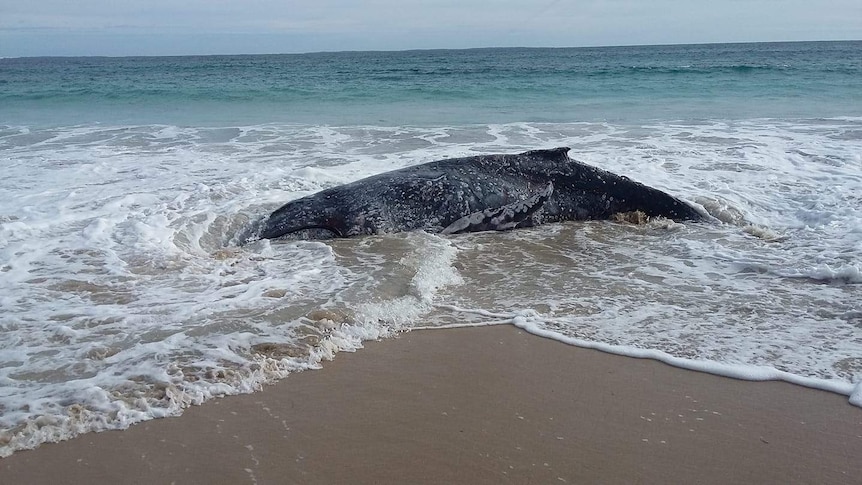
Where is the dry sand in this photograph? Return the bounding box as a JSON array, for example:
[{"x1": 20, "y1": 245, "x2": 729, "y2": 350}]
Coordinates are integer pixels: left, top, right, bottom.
[{"x1": 2, "y1": 324, "x2": 861, "y2": 484}]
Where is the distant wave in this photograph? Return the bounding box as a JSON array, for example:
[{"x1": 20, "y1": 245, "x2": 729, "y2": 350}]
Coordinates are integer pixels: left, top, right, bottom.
[{"x1": 611, "y1": 64, "x2": 797, "y2": 75}]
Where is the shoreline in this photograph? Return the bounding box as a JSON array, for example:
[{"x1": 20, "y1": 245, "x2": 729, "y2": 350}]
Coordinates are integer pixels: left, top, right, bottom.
[
  {"x1": 512, "y1": 320, "x2": 862, "y2": 404},
  {"x1": 2, "y1": 324, "x2": 861, "y2": 483}
]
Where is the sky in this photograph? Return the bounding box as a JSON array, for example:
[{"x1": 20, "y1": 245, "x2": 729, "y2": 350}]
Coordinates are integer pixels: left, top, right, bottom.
[{"x1": 1, "y1": 0, "x2": 860, "y2": 57}]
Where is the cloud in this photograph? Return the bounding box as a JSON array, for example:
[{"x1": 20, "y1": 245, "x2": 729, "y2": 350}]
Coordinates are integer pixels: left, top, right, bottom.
[{"x1": 0, "y1": 0, "x2": 859, "y2": 56}]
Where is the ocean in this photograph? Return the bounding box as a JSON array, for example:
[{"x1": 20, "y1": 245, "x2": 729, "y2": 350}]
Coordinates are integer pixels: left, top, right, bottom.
[{"x1": 1, "y1": 41, "x2": 860, "y2": 456}]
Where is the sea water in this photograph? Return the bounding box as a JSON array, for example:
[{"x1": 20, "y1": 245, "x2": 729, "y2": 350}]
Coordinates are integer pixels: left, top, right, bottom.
[{"x1": 1, "y1": 41, "x2": 861, "y2": 456}]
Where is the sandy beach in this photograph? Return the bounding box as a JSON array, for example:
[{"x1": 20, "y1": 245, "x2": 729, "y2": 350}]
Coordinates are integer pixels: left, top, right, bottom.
[{"x1": 2, "y1": 324, "x2": 861, "y2": 484}]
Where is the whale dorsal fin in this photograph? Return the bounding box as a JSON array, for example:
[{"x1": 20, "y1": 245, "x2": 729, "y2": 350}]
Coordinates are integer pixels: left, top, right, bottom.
[
  {"x1": 441, "y1": 182, "x2": 554, "y2": 235},
  {"x1": 524, "y1": 147, "x2": 570, "y2": 159}
]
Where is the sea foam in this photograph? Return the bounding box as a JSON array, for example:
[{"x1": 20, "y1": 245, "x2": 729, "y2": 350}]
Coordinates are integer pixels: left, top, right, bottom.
[{"x1": 1, "y1": 118, "x2": 861, "y2": 457}]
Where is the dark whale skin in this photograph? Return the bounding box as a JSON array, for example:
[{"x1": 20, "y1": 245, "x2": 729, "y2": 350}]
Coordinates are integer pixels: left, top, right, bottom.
[{"x1": 258, "y1": 147, "x2": 703, "y2": 240}]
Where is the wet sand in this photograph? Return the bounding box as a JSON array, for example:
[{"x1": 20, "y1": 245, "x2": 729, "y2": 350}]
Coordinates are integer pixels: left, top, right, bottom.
[{"x1": 2, "y1": 324, "x2": 861, "y2": 484}]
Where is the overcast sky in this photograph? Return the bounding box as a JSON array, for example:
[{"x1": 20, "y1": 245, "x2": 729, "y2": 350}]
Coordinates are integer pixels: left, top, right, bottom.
[{"x1": 1, "y1": 0, "x2": 860, "y2": 57}]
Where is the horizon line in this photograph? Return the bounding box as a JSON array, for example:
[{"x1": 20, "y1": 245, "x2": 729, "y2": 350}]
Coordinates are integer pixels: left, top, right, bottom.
[{"x1": 2, "y1": 38, "x2": 859, "y2": 61}]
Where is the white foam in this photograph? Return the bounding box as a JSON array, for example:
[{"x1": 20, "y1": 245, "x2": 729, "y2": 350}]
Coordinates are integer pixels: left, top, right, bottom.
[
  {"x1": 786, "y1": 264, "x2": 862, "y2": 284},
  {"x1": 416, "y1": 309, "x2": 859, "y2": 404},
  {"x1": 512, "y1": 318, "x2": 857, "y2": 397},
  {"x1": 1, "y1": 119, "x2": 861, "y2": 457},
  {"x1": 356, "y1": 232, "x2": 464, "y2": 329}
]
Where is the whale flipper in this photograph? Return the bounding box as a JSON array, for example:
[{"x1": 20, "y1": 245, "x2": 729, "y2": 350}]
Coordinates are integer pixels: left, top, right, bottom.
[{"x1": 441, "y1": 182, "x2": 554, "y2": 235}]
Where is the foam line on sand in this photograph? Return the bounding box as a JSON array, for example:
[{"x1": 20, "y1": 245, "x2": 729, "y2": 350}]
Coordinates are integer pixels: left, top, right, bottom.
[{"x1": 2, "y1": 325, "x2": 861, "y2": 484}]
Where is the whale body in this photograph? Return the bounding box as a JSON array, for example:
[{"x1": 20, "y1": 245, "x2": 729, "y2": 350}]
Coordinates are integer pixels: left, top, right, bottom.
[{"x1": 257, "y1": 147, "x2": 703, "y2": 240}]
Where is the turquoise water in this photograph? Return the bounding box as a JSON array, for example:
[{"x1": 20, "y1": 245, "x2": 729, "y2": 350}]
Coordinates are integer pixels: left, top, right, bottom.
[{"x1": 2, "y1": 41, "x2": 860, "y2": 126}]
